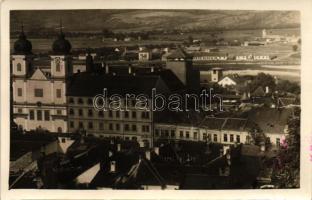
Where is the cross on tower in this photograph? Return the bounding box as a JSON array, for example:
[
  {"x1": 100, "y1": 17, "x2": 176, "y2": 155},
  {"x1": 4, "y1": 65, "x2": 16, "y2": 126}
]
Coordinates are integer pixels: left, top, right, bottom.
[{"x1": 55, "y1": 19, "x2": 65, "y2": 33}]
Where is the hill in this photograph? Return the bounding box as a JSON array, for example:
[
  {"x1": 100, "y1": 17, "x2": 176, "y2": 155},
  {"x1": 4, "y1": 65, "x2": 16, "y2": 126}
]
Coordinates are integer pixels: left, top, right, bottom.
[{"x1": 10, "y1": 10, "x2": 300, "y2": 33}]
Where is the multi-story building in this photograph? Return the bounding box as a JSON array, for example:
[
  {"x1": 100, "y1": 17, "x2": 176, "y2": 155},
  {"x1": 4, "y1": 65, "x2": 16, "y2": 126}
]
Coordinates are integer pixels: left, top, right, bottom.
[
  {"x1": 154, "y1": 116, "x2": 253, "y2": 145},
  {"x1": 12, "y1": 28, "x2": 72, "y2": 133}
]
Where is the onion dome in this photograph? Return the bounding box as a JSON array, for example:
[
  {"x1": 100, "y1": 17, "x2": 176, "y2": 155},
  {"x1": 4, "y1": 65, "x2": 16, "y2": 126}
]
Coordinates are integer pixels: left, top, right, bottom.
[
  {"x1": 13, "y1": 27, "x2": 32, "y2": 55},
  {"x1": 52, "y1": 31, "x2": 72, "y2": 55}
]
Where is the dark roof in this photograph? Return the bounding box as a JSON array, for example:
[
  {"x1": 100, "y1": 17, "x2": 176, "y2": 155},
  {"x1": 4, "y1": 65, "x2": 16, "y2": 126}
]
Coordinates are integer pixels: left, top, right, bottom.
[
  {"x1": 13, "y1": 29, "x2": 32, "y2": 55},
  {"x1": 149, "y1": 69, "x2": 185, "y2": 92},
  {"x1": 198, "y1": 117, "x2": 226, "y2": 130},
  {"x1": 10, "y1": 133, "x2": 57, "y2": 161},
  {"x1": 252, "y1": 86, "x2": 265, "y2": 97},
  {"x1": 247, "y1": 107, "x2": 293, "y2": 134},
  {"x1": 222, "y1": 118, "x2": 251, "y2": 132},
  {"x1": 67, "y1": 72, "x2": 162, "y2": 97},
  {"x1": 155, "y1": 110, "x2": 205, "y2": 126},
  {"x1": 52, "y1": 31, "x2": 72, "y2": 55},
  {"x1": 166, "y1": 48, "x2": 192, "y2": 60}
]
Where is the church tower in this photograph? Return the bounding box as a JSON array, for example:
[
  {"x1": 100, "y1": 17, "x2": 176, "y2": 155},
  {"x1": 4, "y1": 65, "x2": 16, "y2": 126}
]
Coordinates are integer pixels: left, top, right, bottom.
[
  {"x1": 12, "y1": 25, "x2": 34, "y2": 131},
  {"x1": 50, "y1": 24, "x2": 73, "y2": 78},
  {"x1": 12, "y1": 25, "x2": 33, "y2": 77}
]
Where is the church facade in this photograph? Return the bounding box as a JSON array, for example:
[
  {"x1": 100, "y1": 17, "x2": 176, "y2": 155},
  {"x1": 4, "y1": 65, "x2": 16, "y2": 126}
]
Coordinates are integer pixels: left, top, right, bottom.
[{"x1": 12, "y1": 28, "x2": 72, "y2": 133}]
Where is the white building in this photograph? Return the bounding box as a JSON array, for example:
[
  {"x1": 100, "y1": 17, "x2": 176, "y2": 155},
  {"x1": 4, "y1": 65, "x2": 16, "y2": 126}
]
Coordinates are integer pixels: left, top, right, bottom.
[{"x1": 12, "y1": 29, "x2": 72, "y2": 133}]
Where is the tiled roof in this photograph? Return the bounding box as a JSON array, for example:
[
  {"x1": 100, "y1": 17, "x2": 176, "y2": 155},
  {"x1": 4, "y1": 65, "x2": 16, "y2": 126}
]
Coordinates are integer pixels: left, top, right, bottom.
[
  {"x1": 67, "y1": 72, "x2": 161, "y2": 97},
  {"x1": 247, "y1": 107, "x2": 293, "y2": 134}
]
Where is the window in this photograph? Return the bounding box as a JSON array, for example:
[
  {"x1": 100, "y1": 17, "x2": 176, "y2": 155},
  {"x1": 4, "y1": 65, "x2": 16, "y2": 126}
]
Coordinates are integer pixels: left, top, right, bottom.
[
  {"x1": 132, "y1": 111, "x2": 136, "y2": 118},
  {"x1": 99, "y1": 122, "x2": 104, "y2": 130},
  {"x1": 109, "y1": 110, "x2": 113, "y2": 117},
  {"x1": 57, "y1": 110, "x2": 62, "y2": 115},
  {"x1": 88, "y1": 98, "x2": 93, "y2": 105},
  {"x1": 78, "y1": 98, "x2": 83, "y2": 104},
  {"x1": 98, "y1": 111, "x2": 104, "y2": 117},
  {"x1": 116, "y1": 124, "x2": 120, "y2": 131},
  {"x1": 69, "y1": 98, "x2": 74, "y2": 103},
  {"x1": 29, "y1": 110, "x2": 34, "y2": 120},
  {"x1": 88, "y1": 122, "x2": 93, "y2": 129},
  {"x1": 124, "y1": 124, "x2": 129, "y2": 131},
  {"x1": 230, "y1": 134, "x2": 234, "y2": 142},
  {"x1": 17, "y1": 63, "x2": 22, "y2": 71},
  {"x1": 55, "y1": 58, "x2": 61, "y2": 72},
  {"x1": 180, "y1": 131, "x2": 184, "y2": 138},
  {"x1": 213, "y1": 70, "x2": 216, "y2": 74},
  {"x1": 57, "y1": 127, "x2": 62, "y2": 133},
  {"x1": 88, "y1": 109, "x2": 93, "y2": 117},
  {"x1": 44, "y1": 110, "x2": 50, "y2": 121},
  {"x1": 17, "y1": 88, "x2": 22, "y2": 97},
  {"x1": 186, "y1": 131, "x2": 190, "y2": 138},
  {"x1": 132, "y1": 124, "x2": 137, "y2": 131},
  {"x1": 116, "y1": 111, "x2": 120, "y2": 118},
  {"x1": 276, "y1": 138, "x2": 280, "y2": 147},
  {"x1": 165, "y1": 130, "x2": 169, "y2": 137},
  {"x1": 34, "y1": 89, "x2": 43, "y2": 97},
  {"x1": 37, "y1": 110, "x2": 42, "y2": 121},
  {"x1": 171, "y1": 130, "x2": 175, "y2": 138},
  {"x1": 161, "y1": 130, "x2": 165, "y2": 137},
  {"x1": 155, "y1": 129, "x2": 159, "y2": 136},
  {"x1": 236, "y1": 135, "x2": 240, "y2": 143},
  {"x1": 124, "y1": 111, "x2": 129, "y2": 118},
  {"x1": 213, "y1": 134, "x2": 218, "y2": 142},
  {"x1": 61, "y1": 138, "x2": 66, "y2": 143},
  {"x1": 78, "y1": 109, "x2": 83, "y2": 116},
  {"x1": 79, "y1": 122, "x2": 84, "y2": 129},
  {"x1": 223, "y1": 134, "x2": 228, "y2": 142},
  {"x1": 18, "y1": 108, "x2": 22, "y2": 113},
  {"x1": 56, "y1": 89, "x2": 61, "y2": 98},
  {"x1": 141, "y1": 112, "x2": 150, "y2": 119},
  {"x1": 109, "y1": 123, "x2": 113, "y2": 130},
  {"x1": 69, "y1": 109, "x2": 74, "y2": 115},
  {"x1": 194, "y1": 132, "x2": 198, "y2": 139},
  {"x1": 70, "y1": 121, "x2": 74, "y2": 128}
]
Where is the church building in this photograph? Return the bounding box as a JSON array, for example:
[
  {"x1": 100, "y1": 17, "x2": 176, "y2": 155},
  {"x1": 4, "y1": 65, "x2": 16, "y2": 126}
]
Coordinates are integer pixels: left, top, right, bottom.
[{"x1": 12, "y1": 27, "x2": 72, "y2": 133}]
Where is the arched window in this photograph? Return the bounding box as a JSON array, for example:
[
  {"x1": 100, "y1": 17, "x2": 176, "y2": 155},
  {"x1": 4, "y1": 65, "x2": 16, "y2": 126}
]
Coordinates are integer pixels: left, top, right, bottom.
[
  {"x1": 57, "y1": 127, "x2": 62, "y2": 133},
  {"x1": 17, "y1": 63, "x2": 22, "y2": 72}
]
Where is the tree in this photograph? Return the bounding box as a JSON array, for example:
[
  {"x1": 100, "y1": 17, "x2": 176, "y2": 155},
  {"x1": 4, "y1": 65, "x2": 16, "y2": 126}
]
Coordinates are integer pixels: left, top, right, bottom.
[
  {"x1": 271, "y1": 112, "x2": 300, "y2": 188},
  {"x1": 249, "y1": 73, "x2": 276, "y2": 93}
]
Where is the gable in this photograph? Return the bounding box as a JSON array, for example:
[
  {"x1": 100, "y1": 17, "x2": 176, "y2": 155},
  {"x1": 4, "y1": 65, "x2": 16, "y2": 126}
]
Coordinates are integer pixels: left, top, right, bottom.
[
  {"x1": 218, "y1": 77, "x2": 236, "y2": 86},
  {"x1": 30, "y1": 68, "x2": 48, "y2": 80}
]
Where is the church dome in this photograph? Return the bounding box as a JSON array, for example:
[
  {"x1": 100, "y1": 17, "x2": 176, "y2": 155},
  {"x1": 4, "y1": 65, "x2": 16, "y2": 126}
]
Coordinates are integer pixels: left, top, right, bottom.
[
  {"x1": 52, "y1": 32, "x2": 72, "y2": 55},
  {"x1": 14, "y1": 30, "x2": 32, "y2": 54}
]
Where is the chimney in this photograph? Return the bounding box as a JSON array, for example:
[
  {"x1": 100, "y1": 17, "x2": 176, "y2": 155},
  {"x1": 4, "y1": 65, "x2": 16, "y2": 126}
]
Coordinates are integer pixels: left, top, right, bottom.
[
  {"x1": 265, "y1": 86, "x2": 269, "y2": 94},
  {"x1": 154, "y1": 147, "x2": 159, "y2": 155},
  {"x1": 117, "y1": 143, "x2": 121, "y2": 152},
  {"x1": 110, "y1": 161, "x2": 116, "y2": 173},
  {"x1": 151, "y1": 66, "x2": 154, "y2": 73},
  {"x1": 145, "y1": 150, "x2": 151, "y2": 160},
  {"x1": 128, "y1": 66, "x2": 132, "y2": 74},
  {"x1": 223, "y1": 145, "x2": 230, "y2": 155},
  {"x1": 105, "y1": 64, "x2": 109, "y2": 74},
  {"x1": 110, "y1": 139, "x2": 114, "y2": 145}
]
